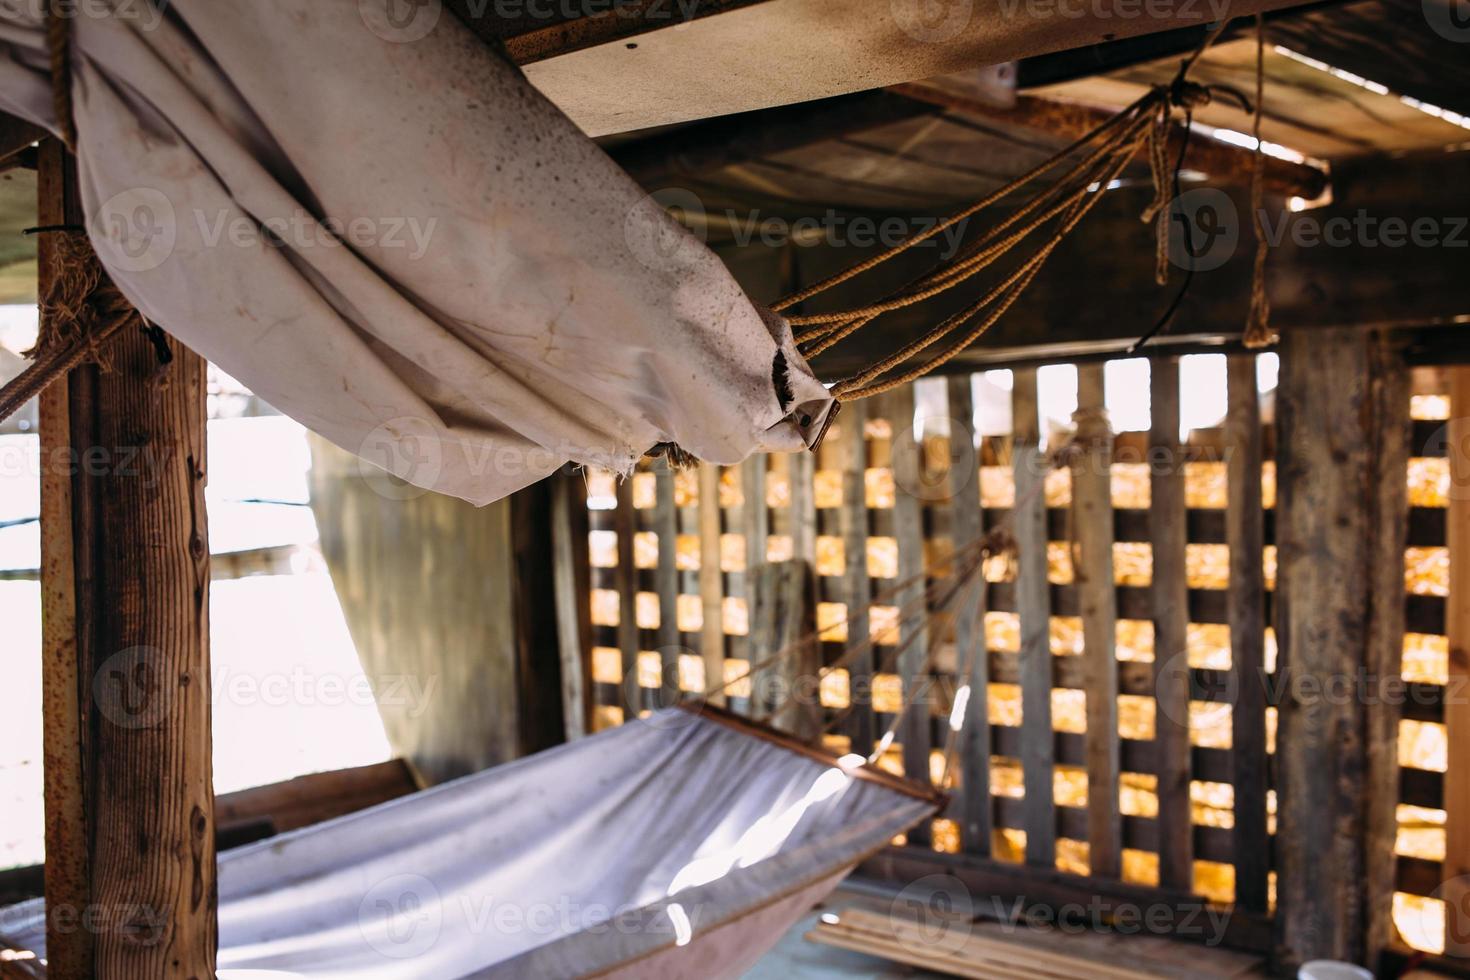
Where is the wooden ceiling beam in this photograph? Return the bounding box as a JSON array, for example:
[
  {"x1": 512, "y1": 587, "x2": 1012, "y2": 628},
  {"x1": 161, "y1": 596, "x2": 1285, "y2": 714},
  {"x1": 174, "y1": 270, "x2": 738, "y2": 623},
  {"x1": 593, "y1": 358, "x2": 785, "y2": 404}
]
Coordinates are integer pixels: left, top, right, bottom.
[
  {"x1": 608, "y1": 89, "x2": 943, "y2": 188},
  {"x1": 890, "y1": 82, "x2": 1328, "y2": 200}
]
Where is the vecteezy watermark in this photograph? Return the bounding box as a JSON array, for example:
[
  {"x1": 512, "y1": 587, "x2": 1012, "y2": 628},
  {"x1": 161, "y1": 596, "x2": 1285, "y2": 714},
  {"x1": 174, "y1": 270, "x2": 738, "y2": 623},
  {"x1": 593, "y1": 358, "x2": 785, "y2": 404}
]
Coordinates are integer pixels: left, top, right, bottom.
[
  {"x1": 360, "y1": 0, "x2": 443, "y2": 43},
  {"x1": 0, "y1": 438, "x2": 176, "y2": 488},
  {"x1": 1423, "y1": 0, "x2": 1470, "y2": 42},
  {"x1": 994, "y1": 0, "x2": 1231, "y2": 22},
  {"x1": 625, "y1": 187, "x2": 973, "y2": 273},
  {"x1": 890, "y1": 415, "x2": 979, "y2": 503},
  {"x1": 195, "y1": 209, "x2": 439, "y2": 261},
  {"x1": 1165, "y1": 187, "x2": 1240, "y2": 273},
  {"x1": 93, "y1": 647, "x2": 440, "y2": 729},
  {"x1": 88, "y1": 187, "x2": 440, "y2": 274},
  {"x1": 361, "y1": 0, "x2": 704, "y2": 43},
  {"x1": 890, "y1": 0, "x2": 974, "y2": 43},
  {"x1": 357, "y1": 874, "x2": 700, "y2": 960},
  {"x1": 1258, "y1": 210, "x2": 1469, "y2": 250},
  {"x1": 0, "y1": 0, "x2": 167, "y2": 31},
  {"x1": 212, "y1": 667, "x2": 440, "y2": 718},
  {"x1": 989, "y1": 894, "x2": 1232, "y2": 945},
  {"x1": 1165, "y1": 196, "x2": 1469, "y2": 272},
  {"x1": 1420, "y1": 418, "x2": 1470, "y2": 501}
]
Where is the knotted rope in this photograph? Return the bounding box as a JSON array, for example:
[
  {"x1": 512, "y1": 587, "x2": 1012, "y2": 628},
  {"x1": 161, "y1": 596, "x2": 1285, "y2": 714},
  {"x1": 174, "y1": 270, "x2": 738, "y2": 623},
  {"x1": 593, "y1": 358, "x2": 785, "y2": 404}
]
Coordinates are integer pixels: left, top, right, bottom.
[
  {"x1": 1243, "y1": 13, "x2": 1278, "y2": 349},
  {"x1": 0, "y1": 231, "x2": 146, "y2": 424}
]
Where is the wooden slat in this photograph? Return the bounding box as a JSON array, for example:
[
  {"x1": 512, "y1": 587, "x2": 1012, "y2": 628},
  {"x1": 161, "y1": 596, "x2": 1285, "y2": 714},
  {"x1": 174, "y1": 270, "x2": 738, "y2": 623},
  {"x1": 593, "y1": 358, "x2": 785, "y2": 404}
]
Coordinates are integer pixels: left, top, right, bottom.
[
  {"x1": 1365, "y1": 339, "x2": 1410, "y2": 968},
  {"x1": 1274, "y1": 327, "x2": 1376, "y2": 966},
  {"x1": 654, "y1": 459, "x2": 682, "y2": 706},
  {"x1": 742, "y1": 454, "x2": 769, "y2": 575},
  {"x1": 36, "y1": 141, "x2": 89, "y2": 980},
  {"x1": 613, "y1": 473, "x2": 640, "y2": 710},
  {"x1": 948, "y1": 374, "x2": 991, "y2": 856},
  {"x1": 886, "y1": 388, "x2": 933, "y2": 839},
  {"x1": 1226, "y1": 354, "x2": 1269, "y2": 913},
  {"x1": 788, "y1": 445, "x2": 817, "y2": 568},
  {"x1": 1012, "y1": 367, "x2": 1055, "y2": 867},
  {"x1": 749, "y1": 560, "x2": 820, "y2": 738},
  {"x1": 550, "y1": 469, "x2": 593, "y2": 740},
  {"x1": 839, "y1": 400, "x2": 875, "y2": 756},
  {"x1": 1072, "y1": 363, "x2": 1121, "y2": 879},
  {"x1": 698, "y1": 462, "x2": 726, "y2": 708},
  {"x1": 1445, "y1": 365, "x2": 1470, "y2": 958},
  {"x1": 1150, "y1": 356, "x2": 1193, "y2": 893},
  {"x1": 38, "y1": 142, "x2": 217, "y2": 976}
]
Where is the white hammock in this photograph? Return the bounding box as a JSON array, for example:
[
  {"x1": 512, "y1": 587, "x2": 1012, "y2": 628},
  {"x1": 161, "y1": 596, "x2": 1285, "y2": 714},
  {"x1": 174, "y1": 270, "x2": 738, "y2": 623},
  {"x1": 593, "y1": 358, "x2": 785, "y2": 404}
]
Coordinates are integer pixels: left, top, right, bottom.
[
  {"x1": 0, "y1": 707, "x2": 939, "y2": 978},
  {"x1": 0, "y1": 0, "x2": 835, "y2": 505}
]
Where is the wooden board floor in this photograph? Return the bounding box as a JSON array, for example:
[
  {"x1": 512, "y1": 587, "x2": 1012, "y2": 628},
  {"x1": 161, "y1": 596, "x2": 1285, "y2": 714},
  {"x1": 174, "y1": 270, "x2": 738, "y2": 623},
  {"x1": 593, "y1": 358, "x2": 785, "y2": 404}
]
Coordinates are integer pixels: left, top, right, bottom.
[{"x1": 748, "y1": 877, "x2": 1267, "y2": 980}]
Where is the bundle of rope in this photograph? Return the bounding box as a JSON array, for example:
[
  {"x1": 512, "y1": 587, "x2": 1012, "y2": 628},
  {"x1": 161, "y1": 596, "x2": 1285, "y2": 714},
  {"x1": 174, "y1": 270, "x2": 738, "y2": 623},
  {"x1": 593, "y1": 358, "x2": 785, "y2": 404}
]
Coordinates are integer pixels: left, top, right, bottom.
[
  {"x1": 0, "y1": 230, "x2": 145, "y2": 425},
  {"x1": 775, "y1": 19, "x2": 1276, "y2": 412}
]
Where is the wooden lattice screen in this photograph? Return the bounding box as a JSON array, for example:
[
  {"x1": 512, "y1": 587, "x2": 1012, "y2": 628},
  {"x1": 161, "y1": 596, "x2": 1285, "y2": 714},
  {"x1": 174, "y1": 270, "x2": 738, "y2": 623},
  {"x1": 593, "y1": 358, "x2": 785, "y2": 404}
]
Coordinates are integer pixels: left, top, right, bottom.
[{"x1": 548, "y1": 352, "x2": 1455, "y2": 957}]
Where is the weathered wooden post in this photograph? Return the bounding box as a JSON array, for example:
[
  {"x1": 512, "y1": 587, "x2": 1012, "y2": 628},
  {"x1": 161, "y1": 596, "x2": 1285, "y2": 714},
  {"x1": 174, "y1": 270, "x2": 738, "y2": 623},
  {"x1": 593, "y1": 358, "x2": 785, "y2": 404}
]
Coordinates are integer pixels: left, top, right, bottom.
[
  {"x1": 37, "y1": 140, "x2": 216, "y2": 978},
  {"x1": 1273, "y1": 326, "x2": 1407, "y2": 971}
]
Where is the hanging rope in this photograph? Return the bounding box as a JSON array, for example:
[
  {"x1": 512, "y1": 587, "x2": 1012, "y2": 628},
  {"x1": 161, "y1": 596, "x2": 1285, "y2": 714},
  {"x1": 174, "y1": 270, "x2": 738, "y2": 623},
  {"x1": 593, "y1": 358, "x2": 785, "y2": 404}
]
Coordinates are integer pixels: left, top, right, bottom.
[
  {"x1": 1243, "y1": 13, "x2": 1278, "y2": 349},
  {"x1": 776, "y1": 20, "x2": 1248, "y2": 413}
]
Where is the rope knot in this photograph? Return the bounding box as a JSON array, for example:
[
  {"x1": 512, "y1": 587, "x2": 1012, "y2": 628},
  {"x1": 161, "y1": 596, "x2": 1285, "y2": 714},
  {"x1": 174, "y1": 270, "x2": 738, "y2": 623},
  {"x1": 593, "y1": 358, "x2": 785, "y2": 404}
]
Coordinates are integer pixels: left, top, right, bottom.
[{"x1": 1168, "y1": 78, "x2": 1213, "y2": 110}]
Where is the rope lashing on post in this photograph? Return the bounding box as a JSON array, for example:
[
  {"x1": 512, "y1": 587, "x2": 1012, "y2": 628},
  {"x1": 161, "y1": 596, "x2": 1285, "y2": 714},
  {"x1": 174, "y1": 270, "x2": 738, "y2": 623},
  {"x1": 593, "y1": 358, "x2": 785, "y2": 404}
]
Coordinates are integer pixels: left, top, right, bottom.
[
  {"x1": 0, "y1": 8, "x2": 173, "y2": 427},
  {"x1": 0, "y1": 231, "x2": 146, "y2": 425},
  {"x1": 775, "y1": 21, "x2": 1255, "y2": 409}
]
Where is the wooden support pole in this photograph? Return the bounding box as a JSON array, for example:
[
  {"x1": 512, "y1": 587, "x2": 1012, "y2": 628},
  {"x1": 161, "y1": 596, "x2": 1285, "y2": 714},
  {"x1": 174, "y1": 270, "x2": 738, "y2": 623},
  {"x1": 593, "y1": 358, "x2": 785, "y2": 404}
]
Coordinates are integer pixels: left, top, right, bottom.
[
  {"x1": 550, "y1": 468, "x2": 593, "y2": 741},
  {"x1": 947, "y1": 374, "x2": 992, "y2": 857},
  {"x1": 698, "y1": 462, "x2": 726, "y2": 708},
  {"x1": 1072, "y1": 363, "x2": 1121, "y2": 880},
  {"x1": 1012, "y1": 368, "x2": 1056, "y2": 868},
  {"x1": 1364, "y1": 342, "x2": 1409, "y2": 970},
  {"x1": 613, "y1": 472, "x2": 640, "y2": 712},
  {"x1": 749, "y1": 560, "x2": 819, "y2": 739},
  {"x1": 654, "y1": 458, "x2": 683, "y2": 707},
  {"x1": 37, "y1": 141, "x2": 215, "y2": 979},
  {"x1": 1150, "y1": 356, "x2": 1194, "y2": 894},
  {"x1": 838, "y1": 400, "x2": 874, "y2": 757},
  {"x1": 885, "y1": 387, "x2": 933, "y2": 841},
  {"x1": 1274, "y1": 326, "x2": 1406, "y2": 970},
  {"x1": 1225, "y1": 354, "x2": 1269, "y2": 914},
  {"x1": 1443, "y1": 366, "x2": 1470, "y2": 960}
]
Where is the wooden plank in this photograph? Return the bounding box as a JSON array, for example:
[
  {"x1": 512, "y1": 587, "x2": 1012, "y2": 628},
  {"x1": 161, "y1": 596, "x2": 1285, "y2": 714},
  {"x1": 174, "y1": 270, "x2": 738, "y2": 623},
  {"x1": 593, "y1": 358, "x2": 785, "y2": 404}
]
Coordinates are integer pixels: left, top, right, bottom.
[
  {"x1": 550, "y1": 469, "x2": 593, "y2": 741},
  {"x1": 1072, "y1": 362, "x2": 1121, "y2": 879},
  {"x1": 948, "y1": 373, "x2": 991, "y2": 856},
  {"x1": 788, "y1": 446, "x2": 817, "y2": 568},
  {"x1": 1273, "y1": 326, "x2": 1377, "y2": 967},
  {"x1": 863, "y1": 847, "x2": 1276, "y2": 954},
  {"x1": 742, "y1": 453, "x2": 769, "y2": 577},
  {"x1": 1445, "y1": 365, "x2": 1470, "y2": 959},
  {"x1": 1365, "y1": 339, "x2": 1410, "y2": 969},
  {"x1": 838, "y1": 399, "x2": 874, "y2": 756},
  {"x1": 1150, "y1": 356, "x2": 1193, "y2": 893},
  {"x1": 698, "y1": 462, "x2": 726, "y2": 708},
  {"x1": 308, "y1": 435, "x2": 529, "y2": 779},
  {"x1": 37, "y1": 142, "x2": 217, "y2": 977},
  {"x1": 36, "y1": 139, "x2": 91, "y2": 980},
  {"x1": 885, "y1": 387, "x2": 932, "y2": 836},
  {"x1": 654, "y1": 459, "x2": 682, "y2": 707},
  {"x1": 1012, "y1": 367, "x2": 1056, "y2": 868},
  {"x1": 1225, "y1": 354, "x2": 1268, "y2": 913},
  {"x1": 749, "y1": 560, "x2": 820, "y2": 738},
  {"x1": 213, "y1": 760, "x2": 419, "y2": 835},
  {"x1": 613, "y1": 472, "x2": 641, "y2": 711}
]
